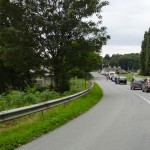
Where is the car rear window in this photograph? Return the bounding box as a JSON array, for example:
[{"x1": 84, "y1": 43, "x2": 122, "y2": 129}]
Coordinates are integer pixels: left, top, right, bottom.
[
  {"x1": 120, "y1": 77, "x2": 126, "y2": 79},
  {"x1": 135, "y1": 78, "x2": 144, "y2": 82}
]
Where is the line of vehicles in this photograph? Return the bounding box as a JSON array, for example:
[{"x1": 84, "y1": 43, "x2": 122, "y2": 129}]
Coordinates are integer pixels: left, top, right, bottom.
[
  {"x1": 106, "y1": 71, "x2": 127, "y2": 85},
  {"x1": 103, "y1": 71, "x2": 150, "y2": 93}
]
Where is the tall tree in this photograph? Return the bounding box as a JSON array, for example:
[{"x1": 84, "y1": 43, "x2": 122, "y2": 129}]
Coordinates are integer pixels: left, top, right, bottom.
[
  {"x1": 0, "y1": 0, "x2": 110, "y2": 92},
  {"x1": 140, "y1": 31, "x2": 148, "y2": 75},
  {"x1": 145, "y1": 29, "x2": 150, "y2": 75},
  {"x1": 0, "y1": 0, "x2": 41, "y2": 91},
  {"x1": 25, "y1": 0, "x2": 110, "y2": 91}
]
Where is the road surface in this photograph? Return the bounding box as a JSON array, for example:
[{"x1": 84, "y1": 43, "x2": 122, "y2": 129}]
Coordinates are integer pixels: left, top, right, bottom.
[{"x1": 17, "y1": 72, "x2": 150, "y2": 150}]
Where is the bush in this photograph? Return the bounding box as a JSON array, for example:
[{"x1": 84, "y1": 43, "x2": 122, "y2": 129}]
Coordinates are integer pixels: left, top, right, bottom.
[
  {"x1": 0, "y1": 96, "x2": 6, "y2": 111},
  {"x1": 5, "y1": 91, "x2": 25, "y2": 109},
  {"x1": 0, "y1": 83, "x2": 103, "y2": 150},
  {"x1": 23, "y1": 93, "x2": 38, "y2": 105},
  {"x1": 0, "y1": 79, "x2": 88, "y2": 111}
]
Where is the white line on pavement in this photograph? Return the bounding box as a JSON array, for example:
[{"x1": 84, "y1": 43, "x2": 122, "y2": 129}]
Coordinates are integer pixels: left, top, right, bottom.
[{"x1": 117, "y1": 84, "x2": 150, "y2": 104}]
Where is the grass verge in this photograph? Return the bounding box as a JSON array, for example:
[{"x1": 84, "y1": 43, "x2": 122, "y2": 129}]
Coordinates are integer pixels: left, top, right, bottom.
[
  {"x1": 118, "y1": 73, "x2": 150, "y2": 81},
  {"x1": 0, "y1": 82, "x2": 103, "y2": 150}
]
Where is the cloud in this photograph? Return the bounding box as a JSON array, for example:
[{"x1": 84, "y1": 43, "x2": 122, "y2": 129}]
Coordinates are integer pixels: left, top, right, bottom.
[
  {"x1": 102, "y1": 45, "x2": 141, "y2": 57},
  {"x1": 101, "y1": 0, "x2": 150, "y2": 56}
]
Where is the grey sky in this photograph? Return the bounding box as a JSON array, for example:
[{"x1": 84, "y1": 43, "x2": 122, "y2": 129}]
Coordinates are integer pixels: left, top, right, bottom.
[{"x1": 101, "y1": 0, "x2": 150, "y2": 56}]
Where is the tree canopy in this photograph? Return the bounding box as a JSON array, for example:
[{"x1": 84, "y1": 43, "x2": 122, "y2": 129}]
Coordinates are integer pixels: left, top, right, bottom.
[
  {"x1": 103, "y1": 53, "x2": 140, "y2": 71},
  {"x1": 0, "y1": 0, "x2": 110, "y2": 92},
  {"x1": 140, "y1": 28, "x2": 150, "y2": 75}
]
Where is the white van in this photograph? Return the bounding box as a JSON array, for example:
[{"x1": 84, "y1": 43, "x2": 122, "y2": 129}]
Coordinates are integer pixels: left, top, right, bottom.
[{"x1": 108, "y1": 71, "x2": 115, "y2": 80}]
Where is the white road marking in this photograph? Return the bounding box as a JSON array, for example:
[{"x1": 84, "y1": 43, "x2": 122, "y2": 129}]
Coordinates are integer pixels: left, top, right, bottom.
[
  {"x1": 116, "y1": 84, "x2": 150, "y2": 104},
  {"x1": 95, "y1": 74, "x2": 150, "y2": 105},
  {"x1": 130, "y1": 91, "x2": 150, "y2": 104}
]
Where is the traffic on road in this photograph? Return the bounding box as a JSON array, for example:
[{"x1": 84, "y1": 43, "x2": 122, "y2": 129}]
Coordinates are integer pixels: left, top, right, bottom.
[
  {"x1": 16, "y1": 72, "x2": 150, "y2": 150},
  {"x1": 104, "y1": 71, "x2": 150, "y2": 94}
]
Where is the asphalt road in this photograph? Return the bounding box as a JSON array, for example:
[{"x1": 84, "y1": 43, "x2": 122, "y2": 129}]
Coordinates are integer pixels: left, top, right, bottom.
[{"x1": 17, "y1": 72, "x2": 150, "y2": 150}]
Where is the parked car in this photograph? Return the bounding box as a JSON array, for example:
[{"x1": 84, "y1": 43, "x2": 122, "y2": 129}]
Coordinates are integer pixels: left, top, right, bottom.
[
  {"x1": 117, "y1": 76, "x2": 127, "y2": 84},
  {"x1": 130, "y1": 78, "x2": 144, "y2": 90},
  {"x1": 142, "y1": 78, "x2": 150, "y2": 92}
]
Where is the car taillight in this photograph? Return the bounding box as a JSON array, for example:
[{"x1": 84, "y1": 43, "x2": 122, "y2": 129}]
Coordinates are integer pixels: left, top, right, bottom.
[{"x1": 147, "y1": 80, "x2": 150, "y2": 84}]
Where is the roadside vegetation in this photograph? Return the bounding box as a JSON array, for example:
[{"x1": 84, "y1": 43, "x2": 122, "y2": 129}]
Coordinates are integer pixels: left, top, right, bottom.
[
  {"x1": 0, "y1": 78, "x2": 89, "y2": 111},
  {"x1": 118, "y1": 73, "x2": 150, "y2": 81},
  {"x1": 0, "y1": 0, "x2": 109, "y2": 94},
  {"x1": 118, "y1": 73, "x2": 136, "y2": 81},
  {"x1": 0, "y1": 82, "x2": 103, "y2": 150}
]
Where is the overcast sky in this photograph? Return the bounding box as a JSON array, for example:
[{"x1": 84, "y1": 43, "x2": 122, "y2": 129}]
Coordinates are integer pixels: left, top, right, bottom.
[{"x1": 101, "y1": 0, "x2": 150, "y2": 56}]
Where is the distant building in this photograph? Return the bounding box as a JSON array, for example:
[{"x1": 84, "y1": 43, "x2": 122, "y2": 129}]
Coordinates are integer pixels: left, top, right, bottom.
[{"x1": 101, "y1": 67, "x2": 127, "y2": 75}]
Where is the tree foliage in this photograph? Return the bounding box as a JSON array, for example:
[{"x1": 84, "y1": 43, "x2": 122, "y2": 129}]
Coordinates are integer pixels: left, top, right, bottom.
[
  {"x1": 24, "y1": 0, "x2": 110, "y2": 91},
  {"x1": 103, "y1": 53, "x2": 140, "y2": 71},
  {"x1": 0, "y1": 0, "x2": 110, "y2": 92},
  {"x1": 140, "y1": 28, "x2": 150, "y2": 75},
  {"x1": 0, "y1": 0, "x2": 41, "y2": 92}
]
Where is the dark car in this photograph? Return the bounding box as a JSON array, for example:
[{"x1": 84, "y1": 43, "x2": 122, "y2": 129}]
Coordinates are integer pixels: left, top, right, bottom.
[
  {"x1": 142, "y1": 78, "x2": 150, "y2": 92},
  {"x1": 117, "y1": 76, "x2": 127, "y2": 84},
  {"x1": 130, "y1": 78, "x2": 144, "y2": 90},
  {"x1": 112, "y1": 74, "x2": 118, "y2": 82}
]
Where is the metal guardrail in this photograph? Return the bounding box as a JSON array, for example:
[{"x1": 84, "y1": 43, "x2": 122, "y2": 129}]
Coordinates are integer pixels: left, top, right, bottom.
[{"x1": 0, "y1": 82, "x2": 93, "y2": 122}]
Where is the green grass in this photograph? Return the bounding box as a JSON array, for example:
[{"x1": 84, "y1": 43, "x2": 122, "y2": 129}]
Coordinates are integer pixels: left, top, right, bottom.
[
  {"x1": 118, "y1": 73, "x2": 150, "y2": 81},
  {"x1": 133, "y1": 74, "x2": 150, "y2": 78},
  {"x1": 0, "y1": 82, "x2": 103, "y2": 150},
  {"x1": 118, "y1": 73, "x2": 133, "y2": 81}
]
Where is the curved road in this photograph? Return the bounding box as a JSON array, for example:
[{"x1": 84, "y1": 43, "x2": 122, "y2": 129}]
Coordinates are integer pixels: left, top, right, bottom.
[{"x1": 17, "y1": 72, "x2": 150, "y2": 150}]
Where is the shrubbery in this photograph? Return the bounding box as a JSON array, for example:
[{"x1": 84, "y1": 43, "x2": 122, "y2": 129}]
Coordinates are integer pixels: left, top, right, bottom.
[
  {"x1": 0, "y1": 89, "x2": 60, "y2": 111},
  {"x1": 0, "y1": 82, "x2": 102, "y2": 150},
  {"x1": 0, "y1": 78, "x2": 89, "y2": 111}
]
